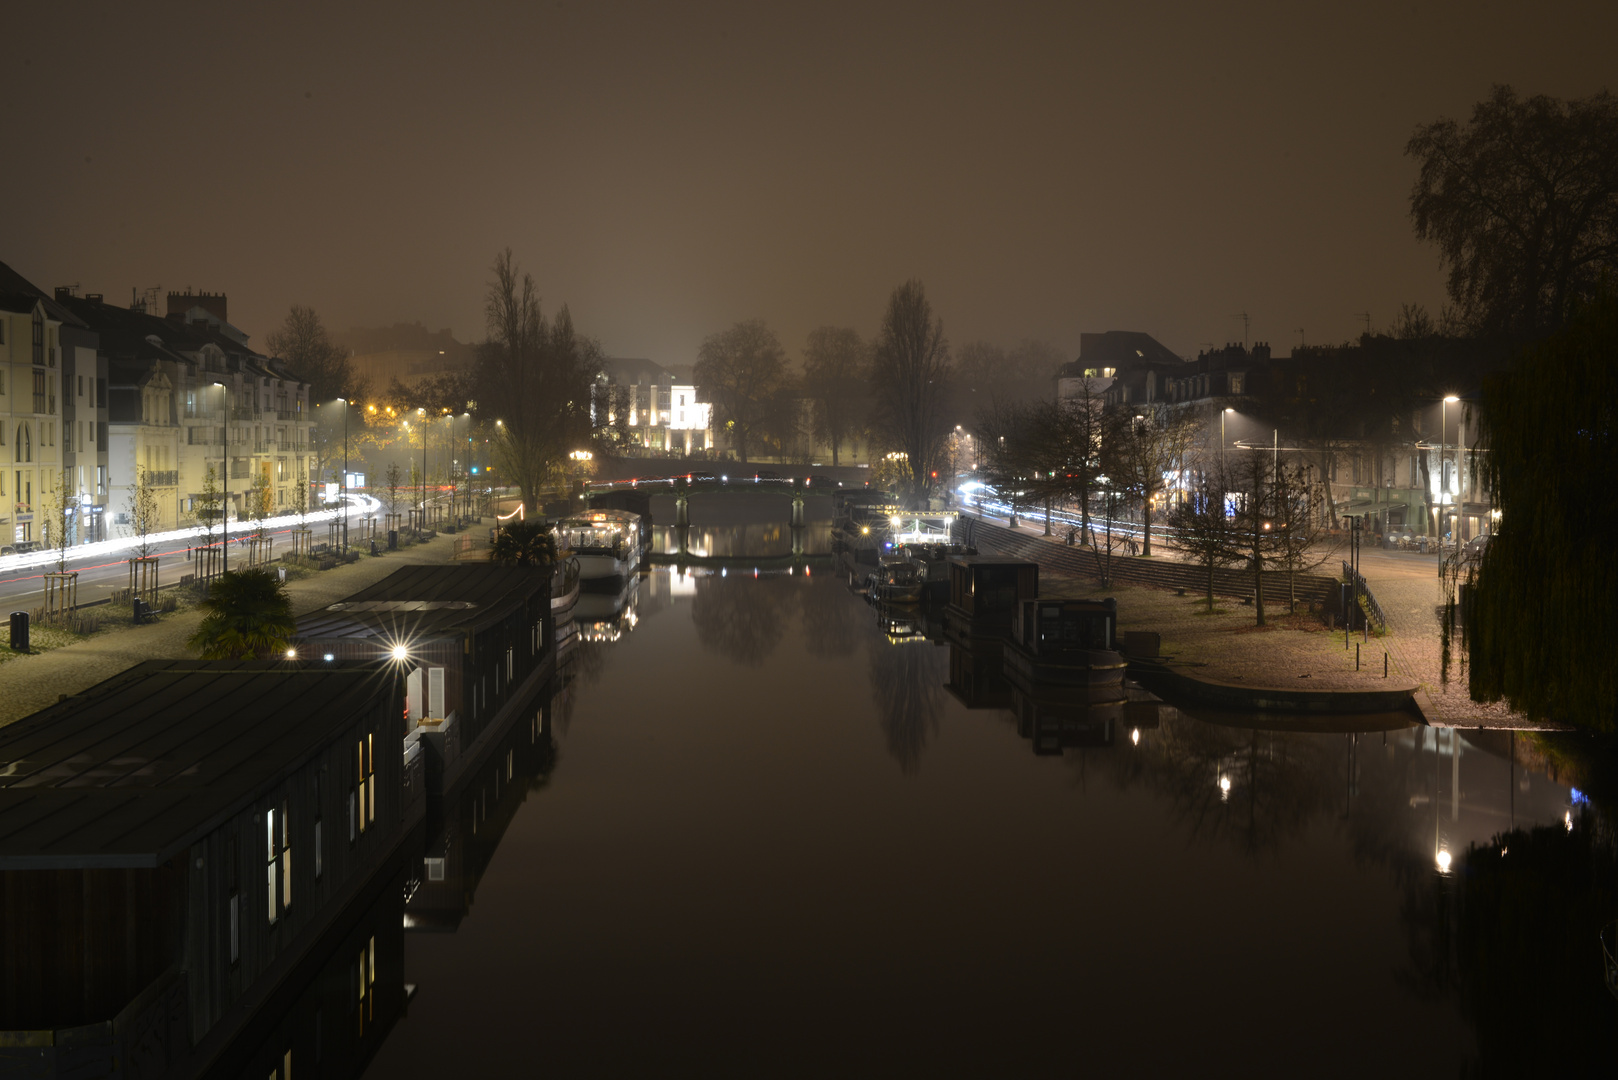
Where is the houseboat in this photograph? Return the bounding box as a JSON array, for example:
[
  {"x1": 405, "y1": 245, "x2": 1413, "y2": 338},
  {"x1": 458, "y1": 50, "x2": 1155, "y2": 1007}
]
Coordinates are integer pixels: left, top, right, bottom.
[
  {"x1": 1001, "y1": 597, "x2": 1128, "y2": 692},
  {"x1": 941, "y1": 556, "x2": 1040, "y2": 646},
  {"x1": 866, "y1": 556, "x2": 924, "y2": 604},
  {"x1": 293, "y1": 564, "x2": 556, "y2": 793},
  {"x1": 898, "y1": 540, "x2": 975, "y2": 601},
  {"x1": 831, "y1": 491, "x2": 902, "y2": 562},
  {"x1": 556, "y1": 509, "x2": 642, "y2": 581},
  {"x1": 0, "y1": 661, "x2": 415, "y2": 1079}
]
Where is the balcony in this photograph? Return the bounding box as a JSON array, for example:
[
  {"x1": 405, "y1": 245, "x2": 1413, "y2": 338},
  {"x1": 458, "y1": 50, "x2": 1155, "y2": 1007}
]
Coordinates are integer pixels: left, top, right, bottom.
[
  {"x1": 146, "y1": 470, "x2": 178, "y2": 488},
  {"x1": 231, "y1": 406, "x2": 259, "y2": 421}
]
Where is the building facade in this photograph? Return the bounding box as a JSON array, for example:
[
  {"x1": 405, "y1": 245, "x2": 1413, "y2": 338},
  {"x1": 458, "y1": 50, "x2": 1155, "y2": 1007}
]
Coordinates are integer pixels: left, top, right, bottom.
[{"x1": 55, "y1": 290, "x2": 314, "y2": 535}]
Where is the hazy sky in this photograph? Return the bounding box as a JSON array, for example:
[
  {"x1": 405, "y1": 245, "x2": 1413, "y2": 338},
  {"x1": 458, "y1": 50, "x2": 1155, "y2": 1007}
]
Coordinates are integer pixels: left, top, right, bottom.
[{"x1": 5, "y1": 1, "x2": 1614, "y2": 364}]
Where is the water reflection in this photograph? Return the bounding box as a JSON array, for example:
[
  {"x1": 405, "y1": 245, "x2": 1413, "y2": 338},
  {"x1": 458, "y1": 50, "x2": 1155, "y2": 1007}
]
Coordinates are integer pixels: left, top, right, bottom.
[
  {"x1": 689, "y1": 569, "x2": 794, "y2": 665},
  {"x1": 866, "y1": 629, "x2": 946, "y2": 774}
]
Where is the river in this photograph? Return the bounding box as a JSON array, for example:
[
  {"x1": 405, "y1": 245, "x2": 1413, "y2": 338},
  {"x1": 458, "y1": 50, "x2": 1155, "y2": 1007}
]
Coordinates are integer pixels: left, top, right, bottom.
[{"x1": 354, "y1": 495, "x2": 1609, "y2": 1076}]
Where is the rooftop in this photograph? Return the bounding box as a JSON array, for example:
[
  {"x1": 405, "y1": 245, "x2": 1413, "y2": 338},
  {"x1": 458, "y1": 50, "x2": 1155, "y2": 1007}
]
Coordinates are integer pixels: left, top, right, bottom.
[
  {"x1": 0, "y1": 661, "x2": 397, "y2": 869},
  {"x1": 294, "y1": 564, "x2": 551, "y2": 645}
]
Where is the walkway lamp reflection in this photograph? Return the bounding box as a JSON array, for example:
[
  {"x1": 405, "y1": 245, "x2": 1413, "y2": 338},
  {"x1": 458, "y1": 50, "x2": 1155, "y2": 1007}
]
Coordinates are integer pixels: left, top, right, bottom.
[{"x1": 1437, "y1": 395, "x2": 1459, "y2": 575}]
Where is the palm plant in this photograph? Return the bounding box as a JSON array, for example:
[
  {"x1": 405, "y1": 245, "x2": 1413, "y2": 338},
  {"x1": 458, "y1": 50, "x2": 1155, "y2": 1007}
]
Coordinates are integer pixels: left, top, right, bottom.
[
  {"x1": 488, "y1": 520, "x2": 559, "y2": 566},
  {"x1": 187, "y1": 569, "x2": 297, "y2": 659}
]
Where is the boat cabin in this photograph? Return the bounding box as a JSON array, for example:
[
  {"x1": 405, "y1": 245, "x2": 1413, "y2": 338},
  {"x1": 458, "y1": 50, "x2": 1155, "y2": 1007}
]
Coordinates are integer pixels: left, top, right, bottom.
[
  {"x1": 945, "y1": 556, "x2": 1040, "y2": 636},
  {"x1": 0, "y1": 661, "x2": 410, "y2": 1076},
  {"x1": 1010, "y1": 598, "x2": 1117, "y2": 657},
  {"x1": 293, "y1": 565, "x2": 554, "y2": 788}
]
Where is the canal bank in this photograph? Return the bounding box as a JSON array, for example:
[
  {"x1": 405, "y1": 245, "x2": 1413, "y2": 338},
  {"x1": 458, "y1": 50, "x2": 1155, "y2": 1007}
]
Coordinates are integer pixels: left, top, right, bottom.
[
  {"x1": 953, "y1": 512, "x2": 1422, "y2": 716},
  {"x1": 0, "y1": 530, "x2": 471, "y2": 730}
]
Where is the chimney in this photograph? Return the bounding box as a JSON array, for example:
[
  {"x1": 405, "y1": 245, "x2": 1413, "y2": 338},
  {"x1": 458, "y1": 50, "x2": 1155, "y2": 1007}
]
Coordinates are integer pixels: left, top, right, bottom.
[
  {"x1": 167, "y1": 289, "x2": 228, "y2": 325},
  {"x1": 54, "y1": 286, "x2": 74, "y2": 301}
]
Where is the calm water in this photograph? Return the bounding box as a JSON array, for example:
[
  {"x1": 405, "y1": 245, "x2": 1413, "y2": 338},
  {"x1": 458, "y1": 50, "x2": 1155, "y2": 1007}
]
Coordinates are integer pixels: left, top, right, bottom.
[{"x1": 360, "y1": 502, "x2": 1606, "y2": 1077}]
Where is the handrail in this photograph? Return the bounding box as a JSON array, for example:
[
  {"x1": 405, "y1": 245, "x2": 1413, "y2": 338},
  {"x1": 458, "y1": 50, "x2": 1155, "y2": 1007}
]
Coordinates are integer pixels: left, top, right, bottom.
[{"x1": 1343, "y1": 560, "x2": 1387, "y2": 631}]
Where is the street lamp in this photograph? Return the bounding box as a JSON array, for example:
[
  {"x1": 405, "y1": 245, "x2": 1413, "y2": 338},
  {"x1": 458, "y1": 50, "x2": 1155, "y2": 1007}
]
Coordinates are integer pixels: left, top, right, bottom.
[
  {"x1": 1221, "y1": 407, "x2": 1235, "y2": 469},
  {"x1": 336, "y1": 397, "x2": 349, "y2": 552},
  {"x1": 214, "y1": 381, "x2": 229, "y2": 576}
]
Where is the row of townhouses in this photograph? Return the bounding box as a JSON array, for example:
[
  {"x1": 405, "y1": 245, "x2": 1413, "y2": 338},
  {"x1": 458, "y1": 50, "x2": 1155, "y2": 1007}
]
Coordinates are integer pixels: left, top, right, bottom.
[{"x1": 0, "y1": 261, "x2": 313, "y2": 546}]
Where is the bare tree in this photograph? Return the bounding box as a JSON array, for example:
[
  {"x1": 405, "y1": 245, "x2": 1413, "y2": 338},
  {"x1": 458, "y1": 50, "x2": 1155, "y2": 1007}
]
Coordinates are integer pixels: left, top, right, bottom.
[
  {"x1": 266, "y1": 305, "x2": 369, "y2": 484},
  {"x1": 870, "y1": 280, "x2": 951, "y2": 508},
  {"x1": 1270, "y1": 463, "x2": 1339, "y2": 613},
  {"x1": 475, "y1": 249, "x2": 597, "y2": 514},
  {"x1": 1407, "y1": 86, "x2": 1618, "y2": 336},
  {"x1": 44, "y1": 470, "x2": 74, "y2": 572},
  {"x1": 802, "y1": 326, "x2": 869, "y2": 465},
  {"x1": 1168, "y1": 473, "x2": 1243, "y2": 613},
  {"x1": 1100, "y1": 403, "x2": 1198, "y2": 557},
  {"x1": 694, "y1": 318, "x2": 788, "y2": 463},
  {"x1": 125, "y1": 465, "x2": 161, "y2": 559}
]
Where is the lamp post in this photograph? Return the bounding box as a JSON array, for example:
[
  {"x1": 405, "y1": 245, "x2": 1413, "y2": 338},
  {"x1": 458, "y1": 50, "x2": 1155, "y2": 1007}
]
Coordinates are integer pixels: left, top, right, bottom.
[
  {"x1": 215, "y1": 382, "x2": 229, "y2": 576},
  {"x1": 1221, "y1": 408, "x2": 1234, "y2": 471},
  {"x1": 337, "y1": 397, "x2": 349, "y2": 552}
]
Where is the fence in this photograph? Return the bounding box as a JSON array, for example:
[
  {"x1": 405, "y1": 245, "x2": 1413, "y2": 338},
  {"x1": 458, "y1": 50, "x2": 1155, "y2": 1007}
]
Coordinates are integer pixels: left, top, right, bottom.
[
  {"x1": 1342, "y1": 560, "x2": 1387, "y2": 632},
  {"x1": 957, "y1": 514, "x2": 1338, "y2": 608}
]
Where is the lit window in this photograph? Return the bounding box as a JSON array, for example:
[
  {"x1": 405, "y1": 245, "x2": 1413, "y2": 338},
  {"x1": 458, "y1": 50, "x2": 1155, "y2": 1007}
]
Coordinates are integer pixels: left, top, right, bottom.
[{"x1": 266, "y1": 808, "x2": 279, "y2": 923}]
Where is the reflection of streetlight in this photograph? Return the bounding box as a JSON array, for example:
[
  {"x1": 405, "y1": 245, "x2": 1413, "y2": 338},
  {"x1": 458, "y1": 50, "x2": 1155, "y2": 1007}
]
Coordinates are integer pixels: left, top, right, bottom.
[
  {"x1": 1438, "y1": 395, "x2": 1458, "y2": 576},
  {"x1": 1130, "y1": 727, "x2": 1140, "y2": 746},
  {"x1": 1436, "y1": 849, "x2": 1452, "y2": 873},
  {"x1": 1219, "y1": 774, "x2": 1231, "y2": 801}
]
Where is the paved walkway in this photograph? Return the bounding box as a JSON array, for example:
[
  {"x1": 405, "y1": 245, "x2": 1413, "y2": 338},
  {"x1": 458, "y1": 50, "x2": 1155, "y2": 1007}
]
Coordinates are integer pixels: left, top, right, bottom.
[
  {"x1": 0, "y1": 532, "x2": 470, "y2": 730},
  {"x1": 1358, "y1": 567, "x2": 1549, "y2": 730}
]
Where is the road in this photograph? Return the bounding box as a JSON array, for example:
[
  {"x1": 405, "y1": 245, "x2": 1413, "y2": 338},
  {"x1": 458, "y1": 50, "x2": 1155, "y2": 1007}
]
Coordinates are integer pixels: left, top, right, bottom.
[{"x1": 0, "y1": 498, "x2": 384, "y2": 613}]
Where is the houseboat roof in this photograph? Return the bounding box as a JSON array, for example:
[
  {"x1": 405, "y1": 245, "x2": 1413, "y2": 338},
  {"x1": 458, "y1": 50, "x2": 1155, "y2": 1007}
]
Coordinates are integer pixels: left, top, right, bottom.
[
  {"x1": 295, "y1": 564, "x2": 552, "y2": 643},
  {"x1": 0, "y1": 661, "x2": 397, "y2": 869},
  {"x1": 947, "y1": 555, "x2": 1041, "y2": 569}
]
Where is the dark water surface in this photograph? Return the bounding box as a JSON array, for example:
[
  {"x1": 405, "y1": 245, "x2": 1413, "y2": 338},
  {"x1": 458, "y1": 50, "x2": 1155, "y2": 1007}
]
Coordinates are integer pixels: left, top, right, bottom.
[{"x1": 356, "y1": 506, "x2": 1599, "y2": 1077}]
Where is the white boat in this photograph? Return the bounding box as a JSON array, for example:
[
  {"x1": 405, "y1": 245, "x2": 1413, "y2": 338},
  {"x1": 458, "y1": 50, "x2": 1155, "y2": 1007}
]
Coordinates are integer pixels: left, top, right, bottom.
[{"x1": 556, "y1": 510, "x2": 642, "y2": 581}]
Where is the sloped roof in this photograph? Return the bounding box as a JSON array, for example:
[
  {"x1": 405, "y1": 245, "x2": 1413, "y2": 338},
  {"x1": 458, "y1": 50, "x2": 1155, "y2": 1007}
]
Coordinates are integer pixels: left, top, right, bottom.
[
  {"x1": 0, "y1": 260, "x2": 87, "y2": 327},
  {"x1": 0, "y1": 661, "x2": 397, "y2": 868},
  {"x1": 294, "y1": 564, "x2": 551, "y2": 644}
]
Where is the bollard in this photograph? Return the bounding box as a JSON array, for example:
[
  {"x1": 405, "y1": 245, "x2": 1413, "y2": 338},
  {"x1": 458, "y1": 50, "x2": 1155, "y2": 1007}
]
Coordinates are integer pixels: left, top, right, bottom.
[
  {"x1": 1356, "y1": 642, "x2": 1360, "y2": 671},
  {"x1": 9, "y1": 610, "x2": 29, "y2": 652},
  {"x1": 1384, "y1": 652, "x2": 1389, "y2": 678}
]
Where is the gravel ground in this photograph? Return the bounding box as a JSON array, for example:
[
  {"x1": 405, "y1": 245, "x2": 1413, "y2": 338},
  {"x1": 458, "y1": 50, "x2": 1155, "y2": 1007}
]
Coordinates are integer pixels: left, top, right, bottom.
[
  {"x1": 0, "y1": 531, "x2": 471, "y2": 730},
  {"x1": 1041, "y1": 577, "x2": 1413, "y2": 692}
]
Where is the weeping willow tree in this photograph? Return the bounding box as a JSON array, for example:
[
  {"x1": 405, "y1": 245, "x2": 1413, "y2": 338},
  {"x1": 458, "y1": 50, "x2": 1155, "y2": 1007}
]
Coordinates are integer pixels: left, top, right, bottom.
[{"x1": 1462, "y1": 285, "x2": 1618, "y2": 730}]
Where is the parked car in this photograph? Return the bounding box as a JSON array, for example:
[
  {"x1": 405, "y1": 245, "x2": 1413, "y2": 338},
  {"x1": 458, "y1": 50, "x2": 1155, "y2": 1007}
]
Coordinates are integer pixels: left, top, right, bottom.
[
  {"x1": 752, "y1": 469, "x2": 782, "y2": 481},
  {"x1": 809, "y1": 474, "x2": 838, "y2": 488},
  {"x1": 1462, "y1": 533, "x2": 1493, "y2": 557},
  {"x1": 5, "y1": 541, "x2": 40, "y2": 556}
]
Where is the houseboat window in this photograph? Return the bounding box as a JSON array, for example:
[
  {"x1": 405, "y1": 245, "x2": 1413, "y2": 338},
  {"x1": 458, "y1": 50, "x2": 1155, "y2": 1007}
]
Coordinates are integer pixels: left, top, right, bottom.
[
  {"x1": 281, "y1": 800, "x2": 292, "y2": 912},
  {"x1": 227, "y1": 836, "x2": 239, "y2": 965},
  {"x1": 314, "y1": 775, "x2": 323, "y2": 881},
  {"x1": 266, "y1": 808, "x2": 279, "y2": 923},
  {"x1": 355, "y1": 735, "x2": 375, "y2": 835}
]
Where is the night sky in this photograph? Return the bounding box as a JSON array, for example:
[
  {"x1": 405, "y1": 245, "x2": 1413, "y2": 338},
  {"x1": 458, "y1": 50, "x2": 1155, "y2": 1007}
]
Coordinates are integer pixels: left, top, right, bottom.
[{"x1": 5, "y1": 0, "x2": 1613, "y2": 362}]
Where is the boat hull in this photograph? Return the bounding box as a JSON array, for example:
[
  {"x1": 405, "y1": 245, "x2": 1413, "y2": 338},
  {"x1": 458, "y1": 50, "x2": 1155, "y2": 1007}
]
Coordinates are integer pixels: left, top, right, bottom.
[
  {"x1": 575, "y1": 551, "x2": 638, "y2": 580},
  {"x1": 1002, "y1": 641, "x2": 1128, "y2": 690}
]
